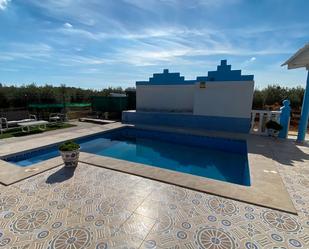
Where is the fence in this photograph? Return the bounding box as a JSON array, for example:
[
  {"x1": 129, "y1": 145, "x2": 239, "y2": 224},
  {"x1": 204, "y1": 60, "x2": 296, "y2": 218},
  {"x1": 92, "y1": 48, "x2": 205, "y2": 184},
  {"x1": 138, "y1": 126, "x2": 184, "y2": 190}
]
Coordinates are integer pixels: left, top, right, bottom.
[
  {"x1": 250, "y1": 99, "x2": 291, "y2": 138},
  {"x1": 250, "y1": 110, "x2": 281, "y2": 135}
]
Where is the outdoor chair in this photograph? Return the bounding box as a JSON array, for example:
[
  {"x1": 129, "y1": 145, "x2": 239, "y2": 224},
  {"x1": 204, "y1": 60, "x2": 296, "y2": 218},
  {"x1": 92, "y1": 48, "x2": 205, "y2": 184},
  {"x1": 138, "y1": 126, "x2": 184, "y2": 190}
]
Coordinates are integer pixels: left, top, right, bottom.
[
  {"x1": 49, "y1": 113, "x2": 66, "y2": 124},
  {"x1": 0, "y1": 114, "x2": 37, "y2": 134}
]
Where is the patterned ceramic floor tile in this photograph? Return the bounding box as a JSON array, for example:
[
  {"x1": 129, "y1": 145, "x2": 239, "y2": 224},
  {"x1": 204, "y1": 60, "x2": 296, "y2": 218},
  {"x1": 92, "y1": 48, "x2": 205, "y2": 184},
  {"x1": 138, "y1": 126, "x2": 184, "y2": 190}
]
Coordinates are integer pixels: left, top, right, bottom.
[
  {"x1": 0, "y1": 141, "x2": 308, "y2": 249},
  {"x1": 114, "y1": 213, "x2": 157, "y2": 240},
  {"x1": 95, "y1": 233, "x2": 143, "y2": 249}
]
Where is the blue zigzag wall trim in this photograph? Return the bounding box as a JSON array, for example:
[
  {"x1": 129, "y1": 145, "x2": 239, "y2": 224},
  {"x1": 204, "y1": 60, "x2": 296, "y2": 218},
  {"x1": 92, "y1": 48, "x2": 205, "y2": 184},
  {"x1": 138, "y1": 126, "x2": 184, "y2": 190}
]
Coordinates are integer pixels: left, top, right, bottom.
[
  {"x1": 136, "y1": 60, "x2": 254, "y2": 85},
  {"x1": 197, "y1": 60, "x2": 254, "y2": 82},
  {"x1": 136, "y1": 69, "x2": 195, "y2": 85}
]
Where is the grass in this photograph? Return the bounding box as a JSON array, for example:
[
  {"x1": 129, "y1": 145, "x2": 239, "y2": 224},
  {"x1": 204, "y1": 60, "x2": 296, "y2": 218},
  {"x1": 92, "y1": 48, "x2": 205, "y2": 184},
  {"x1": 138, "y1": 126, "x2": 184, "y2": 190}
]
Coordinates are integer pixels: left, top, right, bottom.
[{"x1": 0, "y1": 123, "x2": 76, "y2": 139}]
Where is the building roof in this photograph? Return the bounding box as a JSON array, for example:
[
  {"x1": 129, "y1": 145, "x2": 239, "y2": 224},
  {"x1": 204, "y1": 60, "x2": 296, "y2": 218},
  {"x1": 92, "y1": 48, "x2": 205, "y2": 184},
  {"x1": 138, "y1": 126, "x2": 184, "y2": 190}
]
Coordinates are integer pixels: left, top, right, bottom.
[{"x1": 282, "y1": 43, "x2": 309, "y2": 69}]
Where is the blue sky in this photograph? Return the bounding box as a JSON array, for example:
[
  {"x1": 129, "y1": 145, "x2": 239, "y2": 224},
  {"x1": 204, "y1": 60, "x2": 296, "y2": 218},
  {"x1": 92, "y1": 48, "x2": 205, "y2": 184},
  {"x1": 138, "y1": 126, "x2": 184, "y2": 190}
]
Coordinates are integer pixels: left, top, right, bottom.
[{"x1": 0, "y1": 0, "x2": 308, "y2": 89}]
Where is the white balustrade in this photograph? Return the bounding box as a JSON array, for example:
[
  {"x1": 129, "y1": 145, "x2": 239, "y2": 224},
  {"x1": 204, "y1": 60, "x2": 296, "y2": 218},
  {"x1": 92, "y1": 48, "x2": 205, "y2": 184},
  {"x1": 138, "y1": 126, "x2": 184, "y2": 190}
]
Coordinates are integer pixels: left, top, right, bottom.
[{"x1": 250, "y1": 110, "x2": 281, "y2": 135}]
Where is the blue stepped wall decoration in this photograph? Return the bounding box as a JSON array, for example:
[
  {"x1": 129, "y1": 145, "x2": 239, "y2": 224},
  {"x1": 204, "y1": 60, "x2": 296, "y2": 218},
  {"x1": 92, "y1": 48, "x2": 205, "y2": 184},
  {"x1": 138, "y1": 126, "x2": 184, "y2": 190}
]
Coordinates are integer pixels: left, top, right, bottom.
[
  {"x1": 197, "y1": 60, "x2": 254, "y2": 82},
  {"x1": 136, "y1": 69, "x2": 196, "y2": 85},
  {"x1": 136, "y1": 60, "x2": 253, "y2": 86}
]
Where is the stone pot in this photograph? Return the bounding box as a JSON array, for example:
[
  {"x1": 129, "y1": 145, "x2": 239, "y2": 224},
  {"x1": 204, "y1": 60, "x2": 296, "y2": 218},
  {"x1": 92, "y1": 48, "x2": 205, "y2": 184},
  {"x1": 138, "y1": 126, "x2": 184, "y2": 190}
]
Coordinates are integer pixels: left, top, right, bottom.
[
  {"x1": 60, "y1": 149, "x2": 80, "y2": 167},
  {"x1": 267, "y1": 128, "x2": 279, "y2": 137}
]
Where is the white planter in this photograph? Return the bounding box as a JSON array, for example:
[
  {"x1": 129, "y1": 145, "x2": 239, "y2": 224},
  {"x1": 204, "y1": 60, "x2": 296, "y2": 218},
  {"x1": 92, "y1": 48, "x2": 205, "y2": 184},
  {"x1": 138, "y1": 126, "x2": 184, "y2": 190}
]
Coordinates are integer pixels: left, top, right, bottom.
[
  {"x1": 267, "y1": 129, "x2": 279, "y2": 137},
  {"x1": 60, "y1": 149, "x2": 80, "y2": 167}
]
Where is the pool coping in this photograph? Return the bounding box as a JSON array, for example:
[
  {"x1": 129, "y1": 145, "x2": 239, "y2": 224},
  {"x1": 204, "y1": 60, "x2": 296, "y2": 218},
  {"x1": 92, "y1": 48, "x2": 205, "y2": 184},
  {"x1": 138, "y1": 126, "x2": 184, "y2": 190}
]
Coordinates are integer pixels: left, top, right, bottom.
[{"x1": 0, "y1": 123, "x2": 296, "y2": 214}]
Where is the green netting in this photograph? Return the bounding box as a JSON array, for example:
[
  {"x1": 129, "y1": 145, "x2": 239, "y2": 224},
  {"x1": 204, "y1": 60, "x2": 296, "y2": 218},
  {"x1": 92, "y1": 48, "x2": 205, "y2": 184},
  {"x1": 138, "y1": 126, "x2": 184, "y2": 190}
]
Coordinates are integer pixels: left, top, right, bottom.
[
  {"x1": 91, "y1": 96, "x2": 128, "y2": 112},
  {"x1": 29, "y1": 103, "x2": 91, "y2": 108}
]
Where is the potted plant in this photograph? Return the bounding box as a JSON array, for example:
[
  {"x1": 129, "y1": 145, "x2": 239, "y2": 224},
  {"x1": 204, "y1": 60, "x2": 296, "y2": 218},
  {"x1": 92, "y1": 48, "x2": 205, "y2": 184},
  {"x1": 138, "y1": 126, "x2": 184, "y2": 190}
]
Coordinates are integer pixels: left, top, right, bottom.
[
  {"x1": 59, "y1": 141, "x2": 80, "y2": 167},
  {"x1": 265, "y1": 120, "x2": 283, "y2": 137}
]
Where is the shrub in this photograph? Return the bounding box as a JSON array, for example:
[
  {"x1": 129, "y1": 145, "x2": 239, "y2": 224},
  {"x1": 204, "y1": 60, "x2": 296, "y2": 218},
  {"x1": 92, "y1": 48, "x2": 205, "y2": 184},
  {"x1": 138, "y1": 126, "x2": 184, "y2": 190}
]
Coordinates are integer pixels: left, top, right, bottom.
[{"x1": 59, "y1": 141, "x2": 80, "y2": 151}]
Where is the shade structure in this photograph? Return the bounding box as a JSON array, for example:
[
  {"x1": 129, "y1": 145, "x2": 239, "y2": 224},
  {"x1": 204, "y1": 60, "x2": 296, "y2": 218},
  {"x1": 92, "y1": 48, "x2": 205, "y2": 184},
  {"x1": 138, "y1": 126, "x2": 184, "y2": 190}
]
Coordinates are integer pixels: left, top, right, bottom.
[
  {"x1": 282, "y1": 43, "x2": 309, "y2": 69},
  {"x1": 282, "y1": 43, "x2": 309, "y2": 142}
]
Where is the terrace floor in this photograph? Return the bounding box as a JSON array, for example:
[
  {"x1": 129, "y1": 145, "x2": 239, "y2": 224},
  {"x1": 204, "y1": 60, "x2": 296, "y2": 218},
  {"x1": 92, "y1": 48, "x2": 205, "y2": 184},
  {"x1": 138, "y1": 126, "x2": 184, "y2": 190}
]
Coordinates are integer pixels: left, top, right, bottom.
[{"x1": 0, "y1": 123, "x2": 308, "y2": 248}]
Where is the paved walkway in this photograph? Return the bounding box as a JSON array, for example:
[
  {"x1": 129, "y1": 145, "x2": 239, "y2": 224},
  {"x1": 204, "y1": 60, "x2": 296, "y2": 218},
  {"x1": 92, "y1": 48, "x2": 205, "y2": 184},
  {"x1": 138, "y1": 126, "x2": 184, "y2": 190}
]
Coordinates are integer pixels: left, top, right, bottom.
[
  {"x1": 0, "y1": 121, "x2": 124, "y2": 157},
  {"x1": 0, "y1": 126, "x2": 308, "y2": 248},
  {"x1": 0, "y1": 121, "x2": 93, "y2": 145}
]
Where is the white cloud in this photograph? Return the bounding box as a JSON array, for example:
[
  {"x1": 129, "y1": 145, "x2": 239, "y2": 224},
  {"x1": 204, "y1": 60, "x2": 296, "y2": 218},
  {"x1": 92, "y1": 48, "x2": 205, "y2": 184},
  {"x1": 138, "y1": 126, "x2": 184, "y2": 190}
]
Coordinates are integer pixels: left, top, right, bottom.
[
  {"x1": 0, "y1": 43, "x2": 52, "y2": 62},
  {"x1": 59, "y1": 55, "x2": 107, "y2": 66},
  {"x1": 8, "y1": 22, "x2": 293, "y2": 69},
  {"x1": 241, "y1": 56, "x2": 257, "y2": 67},
  {"x1": 0, "y1": 0, "x2": 10, "y2": 10},
  {"x1": 25, "y1": 0, "x2": 118, "y2": 27},
  {"x1": 123, "y1": 0, "x2": 240, "y2": 11},
  {"x1": 23, "y1": 0, "x2": 305, "y2": 67},
  {"x1": 63, "y1": 22, "x2": 73, "y2": 28},
  {"x1": 57, "y1": 27, "x2": 104, "y2": 40}
]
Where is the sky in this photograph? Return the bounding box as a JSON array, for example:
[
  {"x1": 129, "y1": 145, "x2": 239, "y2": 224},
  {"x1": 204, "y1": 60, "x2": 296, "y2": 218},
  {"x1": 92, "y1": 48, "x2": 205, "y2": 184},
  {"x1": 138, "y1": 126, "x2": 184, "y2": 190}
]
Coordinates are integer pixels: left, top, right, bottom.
[{"x1": 0, "y1": 0, "x2": 308, "y2": 89}]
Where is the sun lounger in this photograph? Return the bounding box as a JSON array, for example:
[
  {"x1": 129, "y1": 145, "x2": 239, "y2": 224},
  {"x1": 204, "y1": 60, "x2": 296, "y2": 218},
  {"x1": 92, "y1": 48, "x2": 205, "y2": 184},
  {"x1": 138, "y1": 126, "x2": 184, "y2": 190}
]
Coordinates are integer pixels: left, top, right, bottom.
[{"x1": 79, "y1": 118, "x2": 116, "y2": 124}]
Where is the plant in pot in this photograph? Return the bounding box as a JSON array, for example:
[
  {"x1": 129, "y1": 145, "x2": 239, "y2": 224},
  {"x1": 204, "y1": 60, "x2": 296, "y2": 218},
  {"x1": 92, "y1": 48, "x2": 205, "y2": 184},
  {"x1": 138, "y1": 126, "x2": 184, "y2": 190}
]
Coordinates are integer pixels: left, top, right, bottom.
[
  {"x1": 59, "y1": 141, "x2": 80, "y2": 167},
  {"x1": 265, "y1": 120, "x2": 283, "y2": 137}
]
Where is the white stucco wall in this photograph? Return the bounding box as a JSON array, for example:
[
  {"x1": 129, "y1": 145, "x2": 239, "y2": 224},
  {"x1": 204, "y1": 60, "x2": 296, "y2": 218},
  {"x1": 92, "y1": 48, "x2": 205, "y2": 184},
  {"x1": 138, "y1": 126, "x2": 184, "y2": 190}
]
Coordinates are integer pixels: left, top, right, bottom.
[
  {"x1": 136, "y1": 81, "x2": 254, "y2": 118},
  {"x1": 136, "y1": 85, "x2": 194, "y2": 112},
  {"x1": 193, "y1": 81, "x2": 254, "y2": 118}
]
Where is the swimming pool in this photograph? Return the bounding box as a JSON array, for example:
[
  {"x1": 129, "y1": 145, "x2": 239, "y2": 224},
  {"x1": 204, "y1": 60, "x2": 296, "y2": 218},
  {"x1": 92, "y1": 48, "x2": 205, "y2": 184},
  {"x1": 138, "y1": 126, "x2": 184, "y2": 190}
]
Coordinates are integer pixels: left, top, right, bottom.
[{"x1": 2, "y1": 127, "x2": 250, "y2": 186}]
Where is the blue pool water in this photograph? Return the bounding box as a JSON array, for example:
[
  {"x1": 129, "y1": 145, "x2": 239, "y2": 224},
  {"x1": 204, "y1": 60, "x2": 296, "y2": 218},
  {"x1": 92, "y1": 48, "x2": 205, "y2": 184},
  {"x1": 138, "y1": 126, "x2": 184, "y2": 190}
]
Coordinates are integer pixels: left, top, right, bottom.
[{"x1": 3, "y1": 128, "x2": 250, "y2": 186}]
